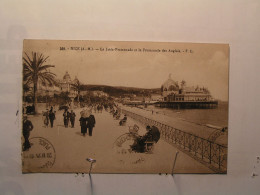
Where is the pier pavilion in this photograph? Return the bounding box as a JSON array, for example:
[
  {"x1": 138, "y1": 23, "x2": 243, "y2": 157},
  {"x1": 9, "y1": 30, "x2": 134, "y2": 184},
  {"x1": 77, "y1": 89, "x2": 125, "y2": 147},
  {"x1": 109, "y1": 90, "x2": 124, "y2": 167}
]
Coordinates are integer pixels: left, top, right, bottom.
[{"x1": 158, "y1": 74, "x2": 218, "y2": 109}]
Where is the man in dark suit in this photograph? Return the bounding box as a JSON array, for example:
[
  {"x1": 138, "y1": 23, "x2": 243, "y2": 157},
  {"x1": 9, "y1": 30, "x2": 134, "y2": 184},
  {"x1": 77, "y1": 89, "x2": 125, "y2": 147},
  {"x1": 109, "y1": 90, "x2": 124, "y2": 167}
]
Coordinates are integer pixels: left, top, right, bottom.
[
  {"x1": 87, "y1": 114, "x2": 96, "y2": 136},
  {"x1": 79, "y1": 116, "x2": 88, "y2": 136},
  {"x1": 63, "y1": 108, "x2": 70, "y2": 128},
  {"x1": 23, "y1": 115, "x2": 33, "y2": 151},
  {"x1": 49, "y1": 107, "x2": 56, "y2": 128},
  {"x1": 70, "y1": 110, "x2": 76, "y2": 128},
  {"x1": 130, "y1": 125, "x2": 160, "y2": 153}
]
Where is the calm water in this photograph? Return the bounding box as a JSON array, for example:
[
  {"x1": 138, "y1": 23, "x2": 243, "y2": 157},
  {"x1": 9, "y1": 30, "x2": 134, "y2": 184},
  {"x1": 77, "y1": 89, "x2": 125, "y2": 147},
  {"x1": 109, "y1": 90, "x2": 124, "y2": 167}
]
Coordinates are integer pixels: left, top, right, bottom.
[{"x1": 148, "y1": 101, "x2": 228, "y2": 127}]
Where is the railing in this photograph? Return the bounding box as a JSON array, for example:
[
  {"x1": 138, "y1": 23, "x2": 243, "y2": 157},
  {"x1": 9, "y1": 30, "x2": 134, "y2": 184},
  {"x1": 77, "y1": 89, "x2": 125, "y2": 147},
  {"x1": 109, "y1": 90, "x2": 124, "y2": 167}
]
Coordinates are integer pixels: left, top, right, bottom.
[{"x1": 122, "y1": 109, "x2": 227, "y2": 173}]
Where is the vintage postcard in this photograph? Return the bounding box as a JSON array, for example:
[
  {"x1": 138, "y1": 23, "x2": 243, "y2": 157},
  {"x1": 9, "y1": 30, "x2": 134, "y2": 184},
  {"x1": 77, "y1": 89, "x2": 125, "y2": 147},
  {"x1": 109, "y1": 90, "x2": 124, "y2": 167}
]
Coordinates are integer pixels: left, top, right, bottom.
[{"x1": 22, "y1": 40, "x2": 229, "y2": 173}]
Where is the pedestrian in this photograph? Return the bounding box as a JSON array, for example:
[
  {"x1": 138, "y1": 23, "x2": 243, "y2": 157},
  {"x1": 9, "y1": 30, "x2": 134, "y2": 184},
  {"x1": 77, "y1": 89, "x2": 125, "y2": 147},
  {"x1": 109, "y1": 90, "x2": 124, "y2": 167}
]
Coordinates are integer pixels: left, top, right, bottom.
[
  {"x1": 70, "y1": 110, "x2": 76, "y2": 128},
  {"x1": 79, "y1": 116, "x2": 88, "y2": 136},
  {"x1": 43, "y1": 109, "x2": 49, "y2": 128},
  {"x1": 22, "y1": 114, "x2": 33, "y2": 151},
  {"x1": 87, "y1": 114, "x2": 96, "y2": 136},
  {"x1": 63, "y1": 108, "x2": 70, "y2": 128},
  {"x1": 49, "y1": 107, "x2": 56, "y2": 128}
]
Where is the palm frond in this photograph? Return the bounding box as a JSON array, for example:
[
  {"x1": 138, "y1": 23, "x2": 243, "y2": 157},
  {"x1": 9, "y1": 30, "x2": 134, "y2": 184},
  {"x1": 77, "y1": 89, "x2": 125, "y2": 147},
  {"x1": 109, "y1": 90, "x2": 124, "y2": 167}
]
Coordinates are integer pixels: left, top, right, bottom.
[
  {"x1": 24, "y1": 52, "x2": 33, "y2": 65},
  {"x1": 23, "y1": 58, "x2": 34, "y2": 71},
  {"x1": 39, "y1": 73, "x2": 58, "y2": 86},
  {"x1": 24, "y1": 78, "x2": 33, "y2": 85},
  {"x1": 38, "y1": 54, "x2": 49, "y2": 67},
  {"x1": 43, "y1": 77, "x2": 57, "y2": 86},
  {"x1": 38, "y1": 65, "x2": 56, "y2": 72}
]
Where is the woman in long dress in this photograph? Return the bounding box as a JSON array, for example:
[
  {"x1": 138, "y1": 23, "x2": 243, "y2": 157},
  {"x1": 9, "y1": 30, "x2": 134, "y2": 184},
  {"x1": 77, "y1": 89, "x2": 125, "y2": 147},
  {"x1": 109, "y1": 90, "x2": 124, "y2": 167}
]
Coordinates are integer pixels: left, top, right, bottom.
[
  {"x1": 43, "y1": 109, "x2": 49, "y2": 128},
  {"x1": 79, "y1": 116, "x2": 88, "y2": 136},
  {"x1": 63, "y1": 109, "x2": 70, "y2": 128}
]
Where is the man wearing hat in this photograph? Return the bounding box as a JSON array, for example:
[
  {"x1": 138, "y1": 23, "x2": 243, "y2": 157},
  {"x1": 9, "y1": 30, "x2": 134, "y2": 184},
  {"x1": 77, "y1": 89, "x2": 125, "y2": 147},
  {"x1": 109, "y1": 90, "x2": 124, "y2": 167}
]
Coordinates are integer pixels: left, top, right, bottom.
[
  {"x1": 49, "y1": 107, "x2": 56, "y2": 128},
  {"x1": 70, "y1": 110, "x2": 76, "y2": 128},
  {"x1": 22, "y1": 114, "x2": 33, "y2": 151},
  {"x1": 130, "y1": 125, "x2": 159, "y2": 153},
  {"x1": 87, "y1": 113, "x2": 96, "y2": 136}
]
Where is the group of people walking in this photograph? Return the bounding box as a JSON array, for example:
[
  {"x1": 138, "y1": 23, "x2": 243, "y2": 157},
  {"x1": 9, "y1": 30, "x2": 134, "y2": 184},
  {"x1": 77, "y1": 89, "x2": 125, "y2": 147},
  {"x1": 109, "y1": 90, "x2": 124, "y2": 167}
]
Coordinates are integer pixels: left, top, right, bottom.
[
  {"x1": 63, "y1": 109, "x2": 76, "y2": 128},
  {"x1": 93, "y1": 104, "x2": 104, "y2": 113},
  {"x1": 42, "y1": 107, "x2": 56, "y2": 128},
  {"x1": 79, "y1": 113, "x2": 96, "y2": 137},
  {"x1": 42, "y1": 107, "x2": 96, "y2": 137},
  {"x1": 63, "y1": 108, "x2": 96, "y2": 137},
  {"x1": 23, "y1": 106, "x2": 97, "y2": 152}
]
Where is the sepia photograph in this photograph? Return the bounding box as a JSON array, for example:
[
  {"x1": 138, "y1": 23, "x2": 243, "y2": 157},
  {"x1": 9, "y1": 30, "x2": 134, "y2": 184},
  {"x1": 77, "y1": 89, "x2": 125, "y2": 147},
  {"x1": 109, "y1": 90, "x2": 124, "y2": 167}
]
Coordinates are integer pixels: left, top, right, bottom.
[{"x1": 22, "y1": 40, "x2": 229, "y2": 173}]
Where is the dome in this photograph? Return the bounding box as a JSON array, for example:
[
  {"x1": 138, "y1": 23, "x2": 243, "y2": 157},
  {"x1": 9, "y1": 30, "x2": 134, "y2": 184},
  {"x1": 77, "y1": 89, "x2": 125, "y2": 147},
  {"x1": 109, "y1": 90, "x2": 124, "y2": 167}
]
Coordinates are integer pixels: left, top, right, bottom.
[
  {"x1": 63, "y1": 71, "x2": 71, "y2": 82},
  {"x1": 72, "y1": 76, "x2": 79, "y2": 84},
  {"x1": 161, "y1": 74, "x2": 179, "y2": 91}
]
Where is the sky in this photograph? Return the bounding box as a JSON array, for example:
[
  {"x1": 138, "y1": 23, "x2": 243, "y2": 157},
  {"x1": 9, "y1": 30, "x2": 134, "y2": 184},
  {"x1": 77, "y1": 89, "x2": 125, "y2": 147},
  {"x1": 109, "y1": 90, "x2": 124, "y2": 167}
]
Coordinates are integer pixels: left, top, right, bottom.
[{"x1": 23, "y1": 40, "x2": 229, "y2": 101}]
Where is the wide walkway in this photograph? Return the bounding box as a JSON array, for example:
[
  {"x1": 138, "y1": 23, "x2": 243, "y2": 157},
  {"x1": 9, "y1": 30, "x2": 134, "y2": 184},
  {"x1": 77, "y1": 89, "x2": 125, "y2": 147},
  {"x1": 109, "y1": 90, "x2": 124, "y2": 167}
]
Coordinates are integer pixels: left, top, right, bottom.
[
  {"x1": 121, "y1": 105, "x2": 227, "y2": 145},
  {"x1": 23, "y1": 108, "x2": 213, "y2": 173}
]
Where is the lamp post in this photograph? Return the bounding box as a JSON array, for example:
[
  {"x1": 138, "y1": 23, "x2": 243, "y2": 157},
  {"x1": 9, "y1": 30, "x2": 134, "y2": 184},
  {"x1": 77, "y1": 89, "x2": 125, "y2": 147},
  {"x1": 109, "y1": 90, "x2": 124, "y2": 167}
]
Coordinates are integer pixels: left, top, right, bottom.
[{"x1": 68, "y1": 92, "x2": 76, "y2": 109}]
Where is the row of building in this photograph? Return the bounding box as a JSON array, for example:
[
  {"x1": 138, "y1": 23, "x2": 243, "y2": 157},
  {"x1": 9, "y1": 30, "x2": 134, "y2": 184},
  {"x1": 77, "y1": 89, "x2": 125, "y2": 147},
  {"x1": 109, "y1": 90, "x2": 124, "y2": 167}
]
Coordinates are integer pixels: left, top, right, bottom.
[
  {"x1": 122, "y1": 74, "x2": 215, "y2": 105},
  {"x1": 25, "y1": 71, "x2": 215, "y2": 105},
  {"x1": 24, "y1": 71, "x2": 108, "y2": 100}
]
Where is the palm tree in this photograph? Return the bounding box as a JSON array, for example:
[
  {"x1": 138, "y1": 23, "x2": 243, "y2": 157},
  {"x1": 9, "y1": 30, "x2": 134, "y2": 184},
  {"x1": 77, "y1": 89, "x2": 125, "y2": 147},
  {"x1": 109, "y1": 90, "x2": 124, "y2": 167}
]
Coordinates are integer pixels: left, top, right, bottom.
[{"x1": 23, "y1": 52, "x2": 57, "y2": 114}]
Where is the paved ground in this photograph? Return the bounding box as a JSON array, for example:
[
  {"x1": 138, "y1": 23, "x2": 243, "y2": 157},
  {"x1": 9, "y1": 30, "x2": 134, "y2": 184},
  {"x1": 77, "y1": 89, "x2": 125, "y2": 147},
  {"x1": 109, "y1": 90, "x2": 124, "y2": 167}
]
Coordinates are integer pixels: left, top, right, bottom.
[{"x1": 22, "y1": 107, "x2": 213, "y2": 173}]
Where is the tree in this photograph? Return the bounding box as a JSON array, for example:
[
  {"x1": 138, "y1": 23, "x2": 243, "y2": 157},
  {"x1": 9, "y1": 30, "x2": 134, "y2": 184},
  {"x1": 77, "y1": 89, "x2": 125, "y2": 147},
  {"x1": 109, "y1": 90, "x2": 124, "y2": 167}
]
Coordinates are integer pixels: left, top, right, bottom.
[
  {"x1": 57, "y1": 92, "x2": 71, "y2": 105},
  {"x1": 23, "y1": 83, "x2": 30, "y2": 101},
  {"x1": 23, "y1": 52, "x2": 57, "y2": 114}
]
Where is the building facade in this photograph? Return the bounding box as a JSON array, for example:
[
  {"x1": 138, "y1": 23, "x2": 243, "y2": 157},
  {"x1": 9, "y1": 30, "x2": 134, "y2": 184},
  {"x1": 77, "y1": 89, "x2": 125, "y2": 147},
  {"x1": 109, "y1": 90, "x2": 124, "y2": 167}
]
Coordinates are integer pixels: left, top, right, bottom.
[
  {"x1": 161, "y1": 74, "x2": 214, "y2": 102},
  {"x1": 58, "y1": 71, "x2": 78, "y2": 99}
]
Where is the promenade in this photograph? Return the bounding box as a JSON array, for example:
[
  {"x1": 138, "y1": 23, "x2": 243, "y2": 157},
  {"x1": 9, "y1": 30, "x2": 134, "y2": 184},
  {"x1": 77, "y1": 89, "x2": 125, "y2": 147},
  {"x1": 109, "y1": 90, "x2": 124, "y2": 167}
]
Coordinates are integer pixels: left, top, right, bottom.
[
  {"x1": 24, "y1": 107, "x2": 213, "y2": 173},
  {"x1": 121, "y1": 105, "x2": 227, "y2": 143}
]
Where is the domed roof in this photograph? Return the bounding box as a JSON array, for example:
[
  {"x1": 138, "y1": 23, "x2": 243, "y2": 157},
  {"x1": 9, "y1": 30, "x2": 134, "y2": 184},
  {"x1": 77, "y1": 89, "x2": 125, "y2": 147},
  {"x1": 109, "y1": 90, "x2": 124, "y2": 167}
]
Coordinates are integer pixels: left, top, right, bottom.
[
  {"x1": 162, "y1": 74, "x2": 179, "y2": 91},
  {"x1": 63, "y1": 71, "x2": 71, "y2": 82},
  {"x1": 72, "y1": 76, "x2": 79, "y2": 84}
]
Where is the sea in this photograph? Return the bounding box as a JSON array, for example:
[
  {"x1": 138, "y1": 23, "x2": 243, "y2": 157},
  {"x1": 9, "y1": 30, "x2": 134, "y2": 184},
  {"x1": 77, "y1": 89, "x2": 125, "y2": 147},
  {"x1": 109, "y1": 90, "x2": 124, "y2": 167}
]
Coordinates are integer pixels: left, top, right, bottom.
[{"x1": 147, "y1": 101, "x2": 228, "y2": 128}]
